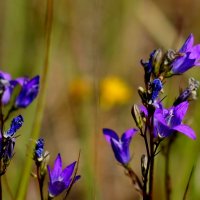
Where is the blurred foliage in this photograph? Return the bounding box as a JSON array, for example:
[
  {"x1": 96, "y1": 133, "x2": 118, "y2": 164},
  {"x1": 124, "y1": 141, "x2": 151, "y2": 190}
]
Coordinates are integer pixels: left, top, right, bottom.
[{"x1": 1, "y1": 0, "x2": 200, "y2": 199}]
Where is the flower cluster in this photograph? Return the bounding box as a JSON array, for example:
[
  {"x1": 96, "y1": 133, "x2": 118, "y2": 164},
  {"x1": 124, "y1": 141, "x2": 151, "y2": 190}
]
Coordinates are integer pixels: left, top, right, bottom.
[
  {"x1": 33, "y1": 139, "x2": 81, "y2": 199},
  {"x1": 0, "y1": 71, "x2": 39, "y2": 108},
  {"x1": 0, "y1": 115, "x2": 24, "y2": 174},
  {"x1": 102, "y1": 34, "x2": 200, "y2": 199},
  {"x1": 0, "y1": 69, "x2": 81, "y2": 199},
  {"x1": 0, "y1": 70, "x2": 40, "y2": 184}
]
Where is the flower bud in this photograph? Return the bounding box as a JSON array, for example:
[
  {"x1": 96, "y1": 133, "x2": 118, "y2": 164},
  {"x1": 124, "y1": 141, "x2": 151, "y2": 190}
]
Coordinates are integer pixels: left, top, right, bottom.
[
  {"x1": 149, "y1": 79, "x2": 163, "y2": 103},
  {"x1": 138, "y1": 86, "x2": 147, "y2": 104},
  {"x1": 40, "y1": 151, "x2": 50, "y2": 176},
  {"x1": 152, "y1": 49, "x2": 163, "y2": 77},
  {"x1": 141, "y1": 154, "x2": 148, "y2": 178},
  {"x1": 173, "y1": 77, "x2": 200, "y2": 106},
  {"x1": 131, "y1": 104, "x2": 143, "y2": 129}
]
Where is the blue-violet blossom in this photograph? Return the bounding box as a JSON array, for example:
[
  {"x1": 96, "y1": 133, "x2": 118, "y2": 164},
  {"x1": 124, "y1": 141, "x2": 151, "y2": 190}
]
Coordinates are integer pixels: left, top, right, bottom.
[
  {"x1": 47, "y1": 154, "x2": 80, "y2": 198},
  {"x1": 15, "y1": 75, "x2": 40, "y2": 108},
  {"x1": 171, "y1": 34, "x2": 200, "y2": 74},
  {"x1": 103, "y1": 128, "x2": 137, "y2": 165},
  {"x1": 150, "y1": 79, "x2": 163, "y2": 102},
  {"x1": 0, "y1": 71, "x2": 18, "y2": 105},
  {"x1": 34, "y1": 138, "x2": 44, "y2": 162},
  {"x1": 0, "y1": 115, "x2": 24, "y2": 160},
  {"x1": 0, "y1": 71, "x2": 40, "y2": 107},
  {"x1": 154, "y1": 101, "x2": 196, "y2": 139}
]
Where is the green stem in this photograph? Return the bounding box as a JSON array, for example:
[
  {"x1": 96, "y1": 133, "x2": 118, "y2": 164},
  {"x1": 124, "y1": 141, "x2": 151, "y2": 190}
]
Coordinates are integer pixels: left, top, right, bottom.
[
  {"x1": 37, "y1": 167, "x2": 44, "y2": 200},
  {"x1": 15, "y1": 0, "x2": 53, "y2": 199},
  {"x1": 165, "y1": 142, "x2": 171, "y2": 200},
  {"x1": 149, "y1": 115, "x2": 154, "y2": 200},
  {"x1": 0, "y1": 94, "x2": 4, "y2": 200},
  {"x1": 124, "y1": 165, "x2": 143, "y2": 194}
]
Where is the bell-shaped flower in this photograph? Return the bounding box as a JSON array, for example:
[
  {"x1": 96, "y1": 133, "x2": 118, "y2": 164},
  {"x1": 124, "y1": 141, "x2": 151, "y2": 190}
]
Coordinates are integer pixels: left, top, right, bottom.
[
  {"x1": 103, "y1": 128, "x2": 137, "y2": 165},
  {"x1": 15, "y1": 75, "x2": 40, "y2": 108},
  {"x1": 171, "y1": 34, "x2": 200, "y2": 74},
  {"x1": 0, "y1": 71, "x2": 18, "y2": 105},
  {"x1": 154, "y1": 101, "x2": 196, "y2": 139},
  {"x1": 47, "y1": 154, "x2": 80, "y2": 198}
]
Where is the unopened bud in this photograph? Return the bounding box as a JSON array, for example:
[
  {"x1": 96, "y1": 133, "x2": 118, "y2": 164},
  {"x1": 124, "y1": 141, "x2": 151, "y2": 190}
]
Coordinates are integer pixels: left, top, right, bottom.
[
  {"x1": 141, "y1": 154, "x2": 148, "y2": 178},
  {"x1": 131, "y1": 104, "x2": 143, "y2": 129},
  {"x1": 40, "y1": 151, "x2": 50, "y2": 176},
  {"x1": 138, "y1": 86, "x2": 147, "y2": 103},
  {"x1": 173, "y1": 77, "x2": 200, "y2": 106},
  {"x1": 152, "y1": 49, "x2": 163, "y2": 77}
]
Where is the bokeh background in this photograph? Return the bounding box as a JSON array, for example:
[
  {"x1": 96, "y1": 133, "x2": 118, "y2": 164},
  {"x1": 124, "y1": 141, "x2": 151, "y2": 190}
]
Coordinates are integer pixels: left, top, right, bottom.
[{"x1": 1, "y1": 0, "x2": 200, "y2": 199}]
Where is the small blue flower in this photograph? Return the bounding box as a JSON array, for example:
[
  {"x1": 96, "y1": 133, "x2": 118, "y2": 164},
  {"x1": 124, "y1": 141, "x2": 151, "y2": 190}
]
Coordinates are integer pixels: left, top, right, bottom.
[
  {"x1": 5, "y1": 115, "x2": 24, "y2": 137},
  {"x1": 141, "y1": 50, "x2": 155, "y2": 83},
  {"x1": 34, "y1": 138, "x2": 44, "y2": 161},
  {"x1": 1, "y1": 115, "x2": 24, "y2": 160},
  {"x1": 15, "y1": 75, "x2": 40, "y2": 108},
  {"x1": 171, "y1": 34, "x2": 200, "y2": 74},
  {"x1": 154, "y1": 101, "x2": 196, "y2": 139},
  {"x1": 103, "y1": 128, "x2": 137, "y2": 165},
  {"x1": 150, "y1": 79, "x2": 163, "y2": 102},
  {"x1": 48, "y1": 154, "x2": 80, "y2": 198}
]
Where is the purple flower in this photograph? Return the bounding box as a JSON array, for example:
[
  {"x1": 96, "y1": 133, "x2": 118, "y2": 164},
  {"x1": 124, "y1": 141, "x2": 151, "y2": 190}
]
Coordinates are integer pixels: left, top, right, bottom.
[
  {"x1": 103, "y1": 128, "x2": 137, "y2": 165},
  {"x1": 15, "y1": 75, "x2": 40, "y2": 108},
  {"x1": 150, "y1": 79, "x2": 163, "y2": 102},
  {"x1": 171, "y1": 34, "x2": 200, "y2": 74},
  {"x1": 47, "y1": 154, "x2": 80, "y2": 198},
  {"x1": 5, "y1": 115, "x2": 24, "y2": 137},
  {"x1": 34, "y1": 138, "x2": 44, "y2": 162},
  {"x1": 141, "y1": 50, "x2": 155, "y2": 83},
  {"x1": 0, "y1": 71, "x2": 18, "y2": 105},
  {"x1": 0, "y1": 71, "x2": 40, "y2": 108},
  {"x1": 1, "y1": 115, "x2": 24, "y2": 160},
  {"x1": 154, "y1": 101, "x2": 196, "y2": 139}
]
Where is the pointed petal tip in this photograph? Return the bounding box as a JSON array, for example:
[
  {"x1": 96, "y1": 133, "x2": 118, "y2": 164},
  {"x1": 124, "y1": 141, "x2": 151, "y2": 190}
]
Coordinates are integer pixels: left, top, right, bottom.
[
  {"x1": 121, "y1": 128, "x2": 138, "y2": 141},
  {"x1": 103, "y1": 128, "x2": 119, "y2": 143}
]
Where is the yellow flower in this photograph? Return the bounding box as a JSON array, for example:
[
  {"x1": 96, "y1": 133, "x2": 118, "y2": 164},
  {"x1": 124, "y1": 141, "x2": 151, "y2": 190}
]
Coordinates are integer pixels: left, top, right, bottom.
[{"x1": 100, "y1": 76, "x2": 132, "y2": 109}]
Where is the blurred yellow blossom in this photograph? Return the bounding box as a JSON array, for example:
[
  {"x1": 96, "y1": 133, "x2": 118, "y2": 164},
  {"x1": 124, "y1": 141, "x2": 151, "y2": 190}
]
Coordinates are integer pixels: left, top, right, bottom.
[
  {"x1": 100, "y1": 76, "x2": 132, "y2": 109},
  {"x1": 68, "y1": 78, "x2": 92, "y2": 102}
]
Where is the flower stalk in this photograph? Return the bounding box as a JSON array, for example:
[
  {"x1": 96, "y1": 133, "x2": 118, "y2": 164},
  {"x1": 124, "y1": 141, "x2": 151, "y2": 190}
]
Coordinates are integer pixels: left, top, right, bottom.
[{"x1": 16, "y1": 0, "x2": 53, "y2": 198}]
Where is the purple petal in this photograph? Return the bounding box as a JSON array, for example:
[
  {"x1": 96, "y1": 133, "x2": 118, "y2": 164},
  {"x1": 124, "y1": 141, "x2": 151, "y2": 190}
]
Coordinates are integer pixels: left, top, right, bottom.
[
  {"x1": 173, "y1": 124, "x2": 196, "y2": 140},
  {"x1": 2, "y1": 87, "x2": 12, "y2": 104},
  {"x1": 110, "y1": 138, "x2": 129, "y2": 164},
  {"x1": 121, "y1": 128, "x2": 137, "y2": 142},
  {"x1": 0, "y1": 71, "x2": 12, "y2": 80},
  {"x1": 15, "y1": 75, "x2": 40, "y2": 108},
  {"x1": 139, "y1": 105, "x2": 148, "y2": 117},
  {"x1": 51, "y1": 154, "x2": 63, "y2": 182},
  {"x1": 179, "y1": 34, "x2": 194, "y2": 53},
  {"x1": 154, "y1": 108, "x2": 167, "y2": 125},
  {"x1": 48, "y1": 181, "x2": 67, "y2": 197},
  {"x1": 63, "y1": 175, "x2": 81, "y2": 189},
  {"x1": 103, "y1": 128, "x2": 119, "y2": 143},
  {"x1": 171, "y1": 101, "x2": 189, "y2": 126},
  {"x1": 155, "y1": 118, "x2": 171, "y2": 137},
  {"x1": 172, "y1": 54, "x2": 196, "y2": 74},
  {"x1": 62, "y1": 161, "x2": 76, "y2": 185},
  {"x1": 190, "y1": 44, "x2": 200, "y2": 60},
  {"x1": 15, "y1": 77, "x2": 28, "y2": 86}
]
